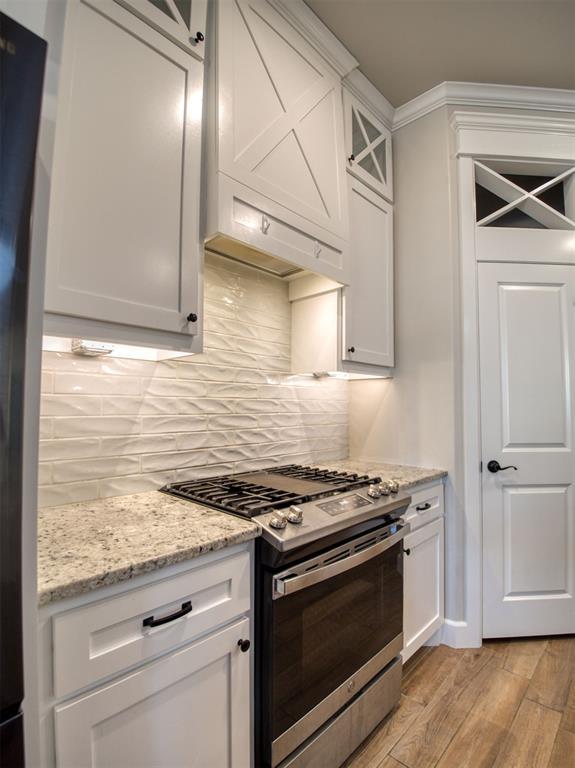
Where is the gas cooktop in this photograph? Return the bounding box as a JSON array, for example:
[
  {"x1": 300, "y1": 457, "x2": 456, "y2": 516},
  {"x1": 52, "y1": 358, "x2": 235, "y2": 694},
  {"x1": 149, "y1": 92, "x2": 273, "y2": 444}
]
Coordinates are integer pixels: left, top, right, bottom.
[
  {"x1": 161, "y1": 464, "x2": 381, "y2": 518},
  {"x1": 161, "y1": 465, "x2": 411, "y2": 552}
]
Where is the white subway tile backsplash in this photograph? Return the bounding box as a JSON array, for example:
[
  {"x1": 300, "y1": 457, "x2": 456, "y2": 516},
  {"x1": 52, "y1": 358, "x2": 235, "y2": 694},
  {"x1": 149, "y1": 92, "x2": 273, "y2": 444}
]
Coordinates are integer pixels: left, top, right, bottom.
[
  {"x1": 141, "y1": 416, "x2": 208, "y2": 434},
  {"x1": 41, "y1": 395, "x2": 102, "y2": 417},
  {"x1": 52, "y1": 457, "x2": 141, "y2": 484},
  {"x1": 53, "y1": 417, "x2": 141, "y2": 438},
  {"x1": 39, "y1": 253, "x2": 348, "y2": 506},
  {"x1": 54, "y1": 373, "x2": 141, "y2": 395},
  {"x1": 38, "y1": 481, "x2": 101, "y2": 508},
  {"x1": 39, "y1": 438, "x2": 101, "y2": 461}
]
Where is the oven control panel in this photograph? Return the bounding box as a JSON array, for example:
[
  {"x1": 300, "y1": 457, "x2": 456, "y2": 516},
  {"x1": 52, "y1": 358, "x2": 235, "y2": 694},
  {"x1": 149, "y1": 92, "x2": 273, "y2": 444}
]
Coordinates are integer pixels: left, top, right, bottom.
[{"x1": 316, "y1": 493, "x2": 373, "y2": 516}]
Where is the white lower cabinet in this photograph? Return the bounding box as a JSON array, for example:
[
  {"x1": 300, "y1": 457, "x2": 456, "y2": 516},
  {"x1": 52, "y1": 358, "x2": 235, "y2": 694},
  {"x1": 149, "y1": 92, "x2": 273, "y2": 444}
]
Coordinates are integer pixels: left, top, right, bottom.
[
  {"x1": 54, "y1": 618, "x2": 250, "y2": 768},
  {"x1": 402, "y1": 482, "x2": 445, "y2": 662},
  {"x1": 40, "y1": 546, "x2": 253, "y2": 768}
]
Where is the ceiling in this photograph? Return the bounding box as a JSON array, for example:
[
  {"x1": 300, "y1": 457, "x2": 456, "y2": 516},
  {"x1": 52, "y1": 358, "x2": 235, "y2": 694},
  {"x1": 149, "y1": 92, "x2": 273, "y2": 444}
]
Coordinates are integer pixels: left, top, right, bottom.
[{"x1": 305, "y1": 0, "x2": 575, "y2": 107}]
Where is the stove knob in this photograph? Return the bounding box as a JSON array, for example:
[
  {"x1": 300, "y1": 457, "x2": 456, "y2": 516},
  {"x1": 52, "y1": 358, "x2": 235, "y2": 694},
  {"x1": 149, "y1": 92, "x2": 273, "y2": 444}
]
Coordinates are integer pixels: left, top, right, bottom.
[
  {"x1": 388, "y1": 479, "x2": 400, "y2": 494},
  {"x1": 269, "y1": 512, "x2": 288, "y2": 530},
  {"x1": 286, "y1": 506, "x2": 303, "y2": 524},
  {"x1": 379, "y1": 481, "x2": 392, "y2": 496},
  {"x1": 367, "y1": 485, "x2": 381, "y2": 499}
]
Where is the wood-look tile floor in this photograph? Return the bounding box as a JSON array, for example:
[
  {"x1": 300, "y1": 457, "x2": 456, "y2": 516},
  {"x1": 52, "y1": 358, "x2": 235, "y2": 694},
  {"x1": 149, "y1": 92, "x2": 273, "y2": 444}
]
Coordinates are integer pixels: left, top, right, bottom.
[{"x1": 344, "y1": 637, "x2": 575, "y2": 768}]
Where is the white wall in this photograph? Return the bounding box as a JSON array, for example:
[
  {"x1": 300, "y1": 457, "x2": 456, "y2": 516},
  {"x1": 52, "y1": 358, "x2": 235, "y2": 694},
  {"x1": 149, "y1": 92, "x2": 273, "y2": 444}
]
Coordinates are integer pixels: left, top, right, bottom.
[{"x1": 349, "y1": 106, "x2": 465, "y2": 622}]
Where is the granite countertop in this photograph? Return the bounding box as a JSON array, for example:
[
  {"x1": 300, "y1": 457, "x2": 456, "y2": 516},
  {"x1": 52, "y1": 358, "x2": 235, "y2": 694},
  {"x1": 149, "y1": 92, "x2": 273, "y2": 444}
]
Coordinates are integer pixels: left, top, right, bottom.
[
  {"x1": 38, "y1": 492, "x2": 260, "y2": 606},
  {"x1": 38, "y1": 461, "x2": 446, "y2": 607},
  {"x1": 317, "y1": 460, "x2": 447, "y2": 490}
]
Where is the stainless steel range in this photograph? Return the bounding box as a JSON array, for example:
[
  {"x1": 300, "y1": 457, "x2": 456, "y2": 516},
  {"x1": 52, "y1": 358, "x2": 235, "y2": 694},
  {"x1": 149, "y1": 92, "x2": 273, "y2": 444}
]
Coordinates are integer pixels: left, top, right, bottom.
[{"x1": 162, "y1": 465, "x2": 411, "y2": 768}]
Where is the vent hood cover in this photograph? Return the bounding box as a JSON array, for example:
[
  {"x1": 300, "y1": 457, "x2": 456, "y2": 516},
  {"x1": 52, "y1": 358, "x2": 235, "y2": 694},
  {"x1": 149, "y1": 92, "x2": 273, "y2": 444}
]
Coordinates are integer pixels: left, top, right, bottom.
[{"x1": 206, "y1": 234, "x2": 304, "y2": 278}]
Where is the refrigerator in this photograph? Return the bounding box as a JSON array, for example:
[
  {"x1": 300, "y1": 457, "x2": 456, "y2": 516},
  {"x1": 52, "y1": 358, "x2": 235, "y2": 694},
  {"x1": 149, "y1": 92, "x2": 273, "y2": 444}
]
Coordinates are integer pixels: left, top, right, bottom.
[{"x1": 0, "y1": 11, "x2": 46, "y2": 766}]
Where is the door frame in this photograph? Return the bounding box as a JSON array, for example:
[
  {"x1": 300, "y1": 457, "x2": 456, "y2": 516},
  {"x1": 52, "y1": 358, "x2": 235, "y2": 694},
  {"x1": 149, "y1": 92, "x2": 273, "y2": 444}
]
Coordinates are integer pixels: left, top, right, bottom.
[{"x1": 452, "y1": 111, "x2": 575, "y2": 647}]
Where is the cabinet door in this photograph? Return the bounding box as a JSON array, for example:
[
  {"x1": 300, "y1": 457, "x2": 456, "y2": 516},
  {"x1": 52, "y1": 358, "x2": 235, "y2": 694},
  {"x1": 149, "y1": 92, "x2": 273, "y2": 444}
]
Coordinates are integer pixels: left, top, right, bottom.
[
  {"x1": 344, "y1": 90, "x2": 393, "y2": 201},
  {"x1": 344, "y1": 179, "x2": 394, "y2": 367},
  {"x1": 117, "y1": 0, "x2": 207, "y2": 59},
  {"x1": 46, "y1": 0, "x2": 202, "y2": 339},
  {"x1": 217, "y1": 0, "x2": 348, "y2": 242},
  {"x1": 54, "y1": 618, "x2": 251, "y2": 768},
  {"x1": 403, "y1": 518, "x2": 444, "y2": 662}
]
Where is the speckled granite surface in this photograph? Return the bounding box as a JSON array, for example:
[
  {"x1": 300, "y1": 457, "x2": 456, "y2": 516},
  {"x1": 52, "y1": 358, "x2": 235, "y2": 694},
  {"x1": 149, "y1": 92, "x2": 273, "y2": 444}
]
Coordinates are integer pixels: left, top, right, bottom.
[
  {"x1": 38, "y1": 492, "x2": 260, "y2": 606},
  {"x1": 38, "y1": 461, "x2": 445, "y2": 606},
  {"x1": 316, "y1": 460, "x2": 447, "y2": 490}
]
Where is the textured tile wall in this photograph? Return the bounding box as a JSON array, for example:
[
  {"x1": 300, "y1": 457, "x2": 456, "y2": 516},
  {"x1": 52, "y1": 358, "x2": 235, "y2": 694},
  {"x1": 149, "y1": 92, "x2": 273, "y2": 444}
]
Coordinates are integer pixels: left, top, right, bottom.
[{"x1": 39, "y1": 253, "x2": 349, "y2": 507}]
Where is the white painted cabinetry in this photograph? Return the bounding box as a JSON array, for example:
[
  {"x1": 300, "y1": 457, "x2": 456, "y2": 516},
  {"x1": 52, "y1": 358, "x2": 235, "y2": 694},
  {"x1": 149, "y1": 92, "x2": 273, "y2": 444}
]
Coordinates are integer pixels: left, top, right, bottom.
[
  {"x1": 204, "y1": 0, "x2": 353, "y2": 283},
  {"x1": 344, "y1": 89, "x2": 393, "y2": 202},
  {"x1": 39, "y1": 546, "x2": 252, "y2": 768},
  {"x1": 402, "y1": 483, "x2": 445, "y2": 662},
  {"x1": 44, "y1": 0, "x2": 206, "y2": 352},
  {"x1": 54, "y1": 618, "x2": 250, "y2": 768},
  {"x1": 343, "y1": 178, "x2": 394, "y2": 368},
  {"x1": 289, "y1": 73, "x2": 395, "y2": 377}
]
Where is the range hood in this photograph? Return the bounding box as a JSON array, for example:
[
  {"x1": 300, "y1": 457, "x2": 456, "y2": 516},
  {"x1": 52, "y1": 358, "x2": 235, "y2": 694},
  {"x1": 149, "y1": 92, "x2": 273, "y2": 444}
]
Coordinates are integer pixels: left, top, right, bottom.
[{"x1": 206, "y1": 234, "x2": 305, "y2": 279}]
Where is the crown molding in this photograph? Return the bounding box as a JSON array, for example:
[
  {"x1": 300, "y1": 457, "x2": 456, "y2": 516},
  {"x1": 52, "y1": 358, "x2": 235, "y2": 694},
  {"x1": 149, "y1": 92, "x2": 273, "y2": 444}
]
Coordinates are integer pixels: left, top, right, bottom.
[
  {"x1": 267, "y1": 0, "x2": 358, "y2": 79},
  {"x1": 393, "y1": 82, "x2": 575, "y2": 131},
  {"x1": 451, "y1": 111, "x2": 575, "y2": 159},
  {"x1": 342, "y1": 69, "x2": 395, "y2": 130}
]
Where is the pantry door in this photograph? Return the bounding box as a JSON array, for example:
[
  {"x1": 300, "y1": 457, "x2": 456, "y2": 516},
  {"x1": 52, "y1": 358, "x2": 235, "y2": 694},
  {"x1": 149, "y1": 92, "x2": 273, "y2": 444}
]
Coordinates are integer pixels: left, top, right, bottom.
[{"x1": 479, "y1": 261, "x2": 575, "y2": 637}]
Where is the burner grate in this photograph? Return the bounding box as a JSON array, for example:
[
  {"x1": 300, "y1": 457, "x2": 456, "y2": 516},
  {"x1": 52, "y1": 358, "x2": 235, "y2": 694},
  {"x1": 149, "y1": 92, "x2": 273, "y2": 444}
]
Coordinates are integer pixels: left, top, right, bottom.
[{"x1": 161, "y1": 465, "x2": 381, "y2": 518}]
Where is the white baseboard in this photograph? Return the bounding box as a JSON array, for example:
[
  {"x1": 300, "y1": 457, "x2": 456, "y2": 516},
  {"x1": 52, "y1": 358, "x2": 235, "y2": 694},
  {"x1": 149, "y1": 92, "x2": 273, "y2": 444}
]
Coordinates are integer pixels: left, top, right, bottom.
[{"x1": 440, "y1": 619, "x2": 482, "y2": 649}]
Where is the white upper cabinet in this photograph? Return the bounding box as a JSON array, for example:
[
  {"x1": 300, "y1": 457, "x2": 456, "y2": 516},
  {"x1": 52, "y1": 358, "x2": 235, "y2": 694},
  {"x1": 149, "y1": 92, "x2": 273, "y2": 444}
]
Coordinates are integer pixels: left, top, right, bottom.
[
  {"x1": 344, "y1": 89, "x2": 393, "y2": 202},
  {"x1": 205, "y1": 0, "x2": 351, "y2": 283},
  {"x1": 118, "y1": 0, "x2": 208, "y2": 58},
  {"x1": 343, "y1": 177, "x2": 394, "y2": 367},
  {"x1": 45, "y1": 0, "x2": 205, "y2": 351}
]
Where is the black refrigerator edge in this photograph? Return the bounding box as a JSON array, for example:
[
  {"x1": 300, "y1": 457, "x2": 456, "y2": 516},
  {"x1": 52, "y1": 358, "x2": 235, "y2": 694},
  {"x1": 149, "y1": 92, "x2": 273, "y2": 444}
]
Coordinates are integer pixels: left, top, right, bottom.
[{"x1": 0, "y1": 12, "x2": 47, "y2": 767}]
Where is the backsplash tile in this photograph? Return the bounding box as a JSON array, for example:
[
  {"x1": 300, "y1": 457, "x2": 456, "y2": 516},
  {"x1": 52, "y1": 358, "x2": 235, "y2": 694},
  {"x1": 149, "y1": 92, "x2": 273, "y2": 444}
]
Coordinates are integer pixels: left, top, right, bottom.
[{"x1": 39, "y1": 253, "x2": 349, "y2": 507}]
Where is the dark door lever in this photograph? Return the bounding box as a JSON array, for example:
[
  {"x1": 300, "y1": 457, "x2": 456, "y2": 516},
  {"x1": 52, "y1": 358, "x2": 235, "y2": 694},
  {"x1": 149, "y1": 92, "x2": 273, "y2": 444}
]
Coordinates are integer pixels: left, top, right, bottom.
[{"x1": 487, "y1": 460, "x2": 518, "y2": 474}]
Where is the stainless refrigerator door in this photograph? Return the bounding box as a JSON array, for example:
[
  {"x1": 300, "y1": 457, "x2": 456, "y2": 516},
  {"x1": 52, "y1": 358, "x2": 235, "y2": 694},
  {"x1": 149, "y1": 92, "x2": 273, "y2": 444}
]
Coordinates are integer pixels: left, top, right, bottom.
[{"x1": 0, "y1": 9, "x2": 46, "y2": 738}]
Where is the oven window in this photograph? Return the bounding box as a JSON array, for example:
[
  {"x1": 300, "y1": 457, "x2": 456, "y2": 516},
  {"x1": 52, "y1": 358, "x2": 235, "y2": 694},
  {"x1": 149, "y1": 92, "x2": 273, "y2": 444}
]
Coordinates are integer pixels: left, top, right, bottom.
[{"x1": 271, "y1": 541, "x2": 403, "y2": 740}]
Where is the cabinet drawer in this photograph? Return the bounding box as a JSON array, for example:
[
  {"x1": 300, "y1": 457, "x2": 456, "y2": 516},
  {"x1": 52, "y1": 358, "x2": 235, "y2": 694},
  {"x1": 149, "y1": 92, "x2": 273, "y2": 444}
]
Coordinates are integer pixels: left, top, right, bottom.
[
  {"x1": 208, "y1": 176, "x2": 350, "y2": 284},
  {"x1": 52, "y1": 550, "x2": 250, "y2": 699},
  {"x1": 403, "y1": 482, "x2": 444, "y2": 532}
]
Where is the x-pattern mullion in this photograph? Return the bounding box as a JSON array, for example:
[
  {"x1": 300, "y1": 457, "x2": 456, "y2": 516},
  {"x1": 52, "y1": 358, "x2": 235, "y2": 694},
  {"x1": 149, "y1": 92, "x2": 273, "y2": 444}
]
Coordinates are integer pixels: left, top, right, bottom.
[{"x1": 353, "y1": 106, "x2": 385, "y2": 181}]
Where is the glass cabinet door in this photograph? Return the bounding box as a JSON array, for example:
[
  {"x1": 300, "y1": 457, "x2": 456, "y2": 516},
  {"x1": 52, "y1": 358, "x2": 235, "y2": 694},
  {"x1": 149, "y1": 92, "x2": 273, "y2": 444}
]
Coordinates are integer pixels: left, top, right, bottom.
[
  {"x1": 344, "y1": 90, "x2": 393, "y2": 202},
  {"x1": 117, "y1": 0, "x2": 207, "y2": 58}
]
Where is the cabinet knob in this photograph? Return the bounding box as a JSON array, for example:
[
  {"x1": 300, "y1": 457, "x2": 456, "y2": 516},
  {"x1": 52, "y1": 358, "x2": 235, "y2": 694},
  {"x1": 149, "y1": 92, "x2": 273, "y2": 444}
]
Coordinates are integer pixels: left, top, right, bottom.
[
  {"x1": 403, "y1": 548, "x2": 411, "y2": 556},
  {"x1": 348, "y1": 154, "x2": 355, "y2": 163},
  {"x1": 191, "y1": 31, "x2": 205, "y2": 44},
  {"x1": 238, "y1": 638, "x2": 251, "y2": 653},
  {"x1": 187, "y1": 313, "x2": 198, "y2": 323},
  {"x1": 347, "y1": 346, "x2": 355, "y2": 353}
]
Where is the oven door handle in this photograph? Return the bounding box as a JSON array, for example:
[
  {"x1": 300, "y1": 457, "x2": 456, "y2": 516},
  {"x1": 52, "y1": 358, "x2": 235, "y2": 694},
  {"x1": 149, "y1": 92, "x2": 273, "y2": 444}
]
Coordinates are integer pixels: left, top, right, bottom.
[{"x1": 272, "y1": 526, "x2": 409, "y2": 599}]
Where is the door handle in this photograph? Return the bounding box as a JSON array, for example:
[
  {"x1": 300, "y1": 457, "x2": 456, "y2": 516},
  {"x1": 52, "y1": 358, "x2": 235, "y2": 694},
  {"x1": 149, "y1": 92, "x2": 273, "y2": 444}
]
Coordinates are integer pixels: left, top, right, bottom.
[{"x1": 487, "y1": 460, "x2": 518, "y2": 474}]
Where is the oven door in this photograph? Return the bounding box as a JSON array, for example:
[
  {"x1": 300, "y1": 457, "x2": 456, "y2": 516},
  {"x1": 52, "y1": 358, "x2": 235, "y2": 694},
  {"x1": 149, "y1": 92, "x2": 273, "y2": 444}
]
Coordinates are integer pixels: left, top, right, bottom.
[{"x1": 267, "y1": 525, "x2": 406, "y2": 767}]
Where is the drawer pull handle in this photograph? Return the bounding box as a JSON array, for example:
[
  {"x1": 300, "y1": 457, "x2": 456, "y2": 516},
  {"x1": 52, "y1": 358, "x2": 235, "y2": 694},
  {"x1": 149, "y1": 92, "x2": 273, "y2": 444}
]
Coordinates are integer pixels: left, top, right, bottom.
[
  {"x1": 143, "y1": 600, "x2": 192, "y2": 629},
  {"x1": 415, "y1": 502, "x2": 431, "y2": 512}
]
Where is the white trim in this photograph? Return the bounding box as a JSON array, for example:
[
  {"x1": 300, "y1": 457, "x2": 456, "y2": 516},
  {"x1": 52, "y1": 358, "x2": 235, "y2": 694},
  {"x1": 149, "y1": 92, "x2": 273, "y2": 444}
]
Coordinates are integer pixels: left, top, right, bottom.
[
  {"x1": 440, "y1": 619, "x2": 481, "y2": 649},
  {"x1": 267, "y1": 0, "x2": 358, "y2": 79},
  {"x1": 451, "y1": 112, "x2": 575, "y2": 161},
  {"x1": 342, "y1": 69, "x2": 395, "y2": 131},
  {"x1": 457, "y1": 156, "x2": 484, "y2": 648},
  {"x1": 393, "y1": 82, "x2": 575, "y2": 131}
]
